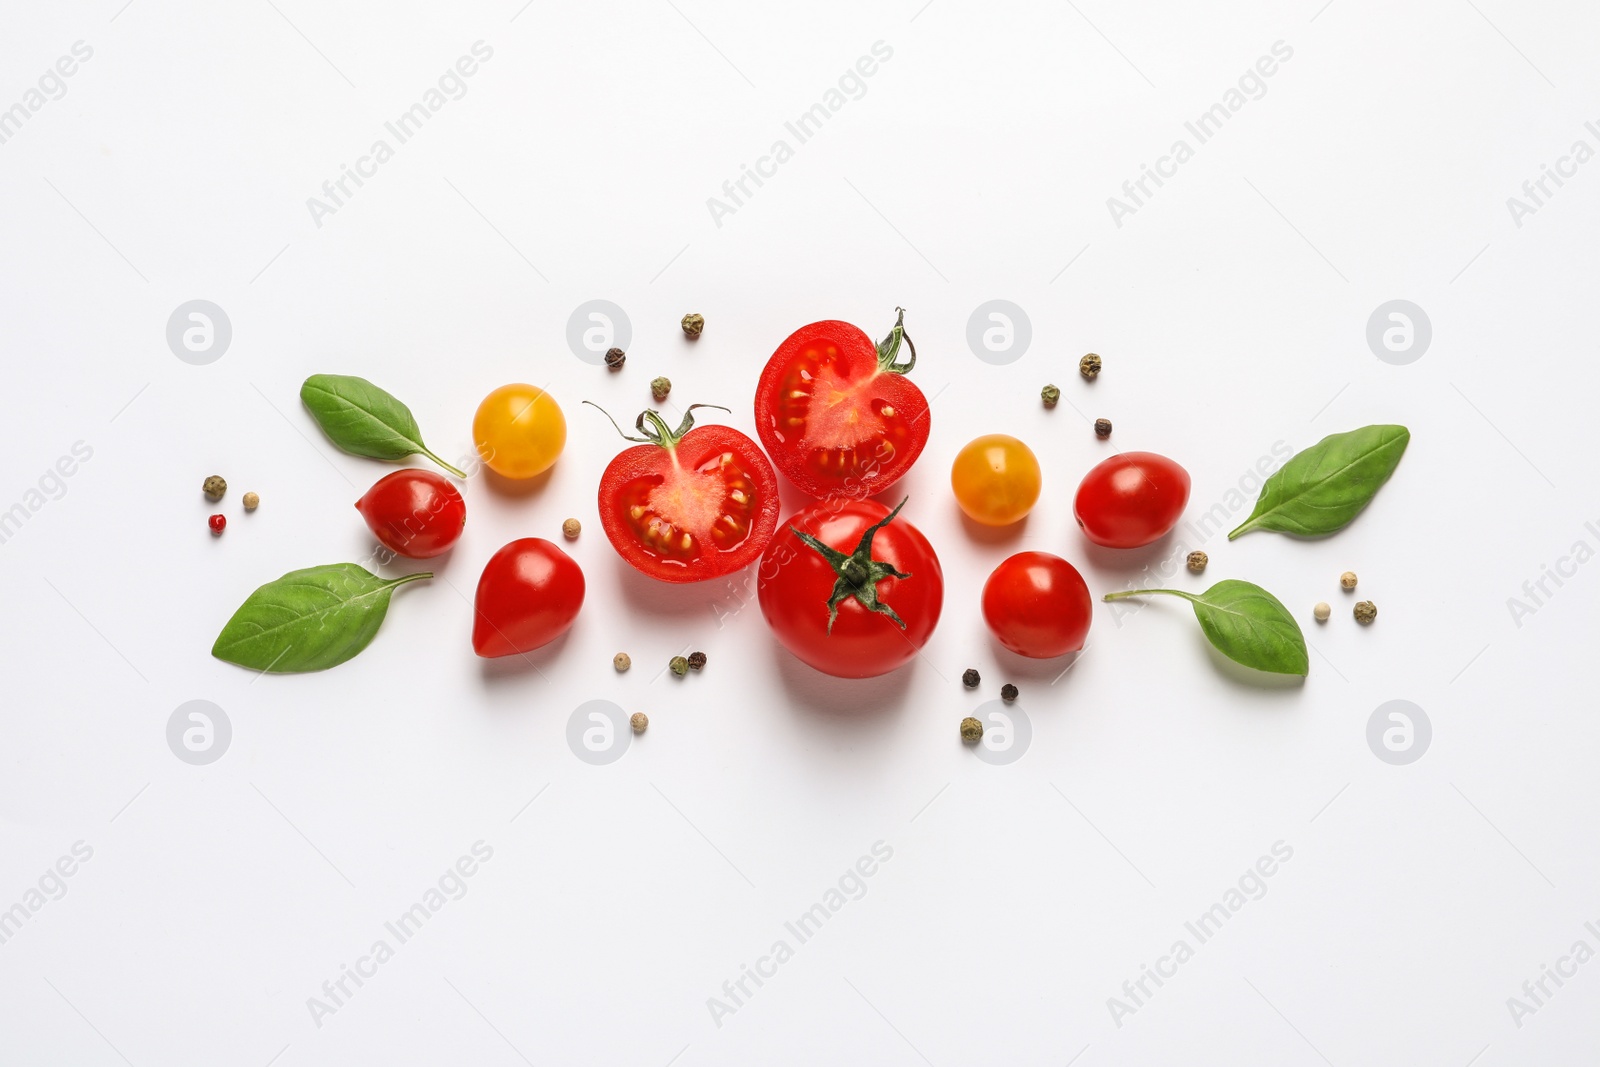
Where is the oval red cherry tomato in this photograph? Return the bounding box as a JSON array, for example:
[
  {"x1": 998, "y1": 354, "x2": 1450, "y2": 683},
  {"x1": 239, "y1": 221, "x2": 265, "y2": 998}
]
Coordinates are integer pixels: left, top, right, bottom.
[
  {"x1": 592, "y1": 404, "x2": 780, "y2": 583},
  {"x1": 982, "y1": 552, "x2": 1092, "y2": 658},
  {"x1": 472, "y1": 538, "x2": 584, "y2": 658},
  {"x1": 757, "y1": 498, "x2": 942, "y2": 679},
  {"x1": 354, "y1": 469, "x2": 466, "y2": 559},
  {"x1": 754, "y1": 309, "x2": 930, "y2": 499},
  {"x1": 1074, "y1": 452, "x2": 1191, "y2": 548}
]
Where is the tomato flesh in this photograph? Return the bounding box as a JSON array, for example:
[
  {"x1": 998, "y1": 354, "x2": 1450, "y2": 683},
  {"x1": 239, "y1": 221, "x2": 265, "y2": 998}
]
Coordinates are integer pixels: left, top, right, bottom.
[
  {"x1": 598, "y1": 421, "x2": 779, "y2": 583},
  {"x1": 756, "y1": 317, "x2": 929, "y2": 499}
]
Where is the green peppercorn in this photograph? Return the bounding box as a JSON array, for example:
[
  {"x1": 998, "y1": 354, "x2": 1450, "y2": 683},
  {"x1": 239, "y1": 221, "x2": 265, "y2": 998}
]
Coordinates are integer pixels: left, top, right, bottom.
[
  {"x1": 1041, "y1": 384, "x2": 1060, "y2": 408},
  {"x1": 1079, "y1": 353, "x2": 1102, "y2": 379},
  {"x1": 687, "y1": 651, "x2": 707, "y2": 671},
  {"x1": 203, "y1": 475, "x2": 227, "y2": 501},
  {"x1": 651, "y1": 376, "x2": 671, "y2": 402},
  {"x1": 960, "y1": 717, "x2": 983, "y2": 743},
  {"x1": 669, "y1": 655, "x2": 689, "y2": 677},
  {"x1": 1001, "y1": 683, "x2": 1018, "y2": 702},
  {"x1": 1354, "y1": 601, "x2": 1377, "y2": 624},
  {"x1": 605, "y1": 347, "x2": 625, "y2": 370},
  {"x1": 962, "y1": 668, "x2": 980, "y2": 688},
  {"x1": 681, "y1": 313, "x2": 705, "y2": 339}
]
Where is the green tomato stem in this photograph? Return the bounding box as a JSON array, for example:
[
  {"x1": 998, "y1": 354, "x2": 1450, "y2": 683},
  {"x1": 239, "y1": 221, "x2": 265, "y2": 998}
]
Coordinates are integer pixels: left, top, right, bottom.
[{"x1": 419, "y1": 449, "x2": 468, "y2": 479}]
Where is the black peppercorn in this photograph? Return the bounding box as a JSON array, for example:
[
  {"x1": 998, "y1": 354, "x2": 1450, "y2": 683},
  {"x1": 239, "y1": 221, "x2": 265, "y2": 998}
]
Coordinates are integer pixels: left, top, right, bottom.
[
  {"x1": 687, "y1": 651, "x2": 707, "y2": 671},
  {"x1": 962, "y1": 668, "x2": 980, "y2": 688},
  {"x1": 1094, "y1": 418, "x2": 1112, "y2": 439},
  {"x1": 1001, "y1": 683, "x2": 1018, "y2": 702},
  {"x1": 604, "y1": 347, "x2": 625, "y2": 370}
]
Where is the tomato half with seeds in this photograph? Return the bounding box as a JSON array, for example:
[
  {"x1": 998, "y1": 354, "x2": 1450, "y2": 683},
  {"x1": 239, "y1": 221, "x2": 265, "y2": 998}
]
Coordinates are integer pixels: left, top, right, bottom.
[
  {"x1": 758, "y1": 498, "x2": 942, "y2": 679},
  {"x1": 591, "y1": 404, "x2": 780, "y2": 583},
  {"x1": 754, "y1": 309, "x2": 930, "y2": 499}
]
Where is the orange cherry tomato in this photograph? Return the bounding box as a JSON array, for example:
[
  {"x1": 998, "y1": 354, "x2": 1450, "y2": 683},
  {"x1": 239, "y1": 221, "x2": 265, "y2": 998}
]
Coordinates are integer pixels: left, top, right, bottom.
[
  {"x1": 473, "y1": 384, "x2": 566, "y2": 479},
  {"x1": 950, "y1": 434, "x2": 1041, "y2": 525}
]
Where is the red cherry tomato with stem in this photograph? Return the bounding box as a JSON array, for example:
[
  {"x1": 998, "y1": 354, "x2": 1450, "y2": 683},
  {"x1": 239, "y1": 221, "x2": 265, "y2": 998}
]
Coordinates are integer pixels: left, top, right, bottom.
[
  {"x1": 472, "y1": 538, "x2": 584, "y2": 658},
  {"x1": 982, "y1": 552, "x2": 1092, "y2": 658},
  {"x1": 589, "y1": 403, "x2": 780, "y2": 583},
  {"x1": 758, "y1": 498, "x2": 942, "y2": 679},
  {"x1": 754, "y1": 309, "x2": 930, "y2": 499},
  {"x1": 1074, "y1": 452, "x2": 1191, "y2": 549},
  {"x1": 355, "y1": 469, "x2": 466, "y2": 559}
]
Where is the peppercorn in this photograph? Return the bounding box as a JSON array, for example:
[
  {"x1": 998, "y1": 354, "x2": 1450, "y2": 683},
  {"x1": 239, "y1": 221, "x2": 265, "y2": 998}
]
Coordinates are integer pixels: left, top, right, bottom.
[
  {"x1": 962, "y1": 668, "x2": 980, "y2": 688},
  {"x1": 631, "y1": 712, "x2": 648, "y2": 733},
  {"x1": 960, "y1": 716, "x2": 983, "y2": 743},
  {"x1": 1000, "y1": 683, "x2": 1018, "y2": 702},
  {"x1": 1354, "y1": 600, "x2": 1377, "y2": 624},
  {"x1": 1340, "y1": 571, "x2": 1358, "y2": 590},
  {"x1": 651, "y1": 376, "x2": 672, "y2": 402},
  {"x1": 1094, "y1": 418, "x2": 1112, "y2": 439},
  {"x1": 669, "y1": 655, "x2": 689, "y2": 677},
  {"x1": 681, "y1": 313, "x2": 705, "y2": 339},
  {"x1": 1079, "y1": 353, "x2": 1102, "y2": 379},
  {"x1": 242, "y1": 491, "x2": 259, "y2": 511},
  {"x1": 203, "y1": 475, "x2": 227, "y2": 501},
  {"x1": 613, "y1": 652, "x2": 631, "y2": 672},
  {"x1": 1187, "y1": 550, "x2": 1207, "y2": 572},
  {"x1": 562, "y1": 518, "x2": 581, "y2": 540},
  {"x1": 1313, "y1": 602, "x2": 1331, "y2": 622},
  {"x1": 208, "y1": 514, "x2": 226, "y2": 535},
  {"x1": 1041, "y1": 384, "x2": 1060, "y2": 408},
  {"x1": 687, "y1": 651, "x2": 707, "y2": 671},
  {"x1": 604, "y1": 347, "x2": 626, "y2": 370}
]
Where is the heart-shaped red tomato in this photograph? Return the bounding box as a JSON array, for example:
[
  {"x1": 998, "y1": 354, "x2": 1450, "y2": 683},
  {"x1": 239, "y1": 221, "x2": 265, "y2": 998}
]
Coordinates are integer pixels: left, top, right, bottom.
[{"x1": 471, "y1": 538, "x2": 584, "y2": 658}]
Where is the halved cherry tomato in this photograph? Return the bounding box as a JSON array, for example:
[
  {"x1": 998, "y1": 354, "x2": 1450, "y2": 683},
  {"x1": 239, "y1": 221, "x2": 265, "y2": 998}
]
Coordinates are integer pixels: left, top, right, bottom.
[
  {"x1": 754, "y1": 309, "x2": 930, "y2": 499},
  {"x1": 472, "y1": 538, "x2": 584, "y2": 657},
  {"x1": 757, "y1": 498, "x2": 942, "y2": 678},
  {"x1": 982, "y1": 552, "x2": 1092, "y2": 658},
  {"x1": 591, "y1": 404, "x2": 780, "y2": 583},
  {"x1": 354, "y1": 469, "x2": 465, "y2": 559},
  {"x1": 951, "y1": 434, "x2": 1041, "y2": 526},
  {"x1": 1074, "y1": 451, "x2": 1190, "y2": 548},
  {"x1": 473, "y1": 383, "x2": 566, "y2": 479}
]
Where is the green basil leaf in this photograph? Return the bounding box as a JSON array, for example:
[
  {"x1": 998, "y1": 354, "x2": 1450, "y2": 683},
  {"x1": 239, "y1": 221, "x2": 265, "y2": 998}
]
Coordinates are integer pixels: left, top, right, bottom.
[
  {"x1": 1229, "y1": 424, "x2": 1409, "y2": 539},
  {"x1": 300, "y1": 374, "x2": 466, "y2": 478},
  {"x1": 212, "y1": 564, "x2": 430, "y2": 673},
  {"x1": 1104, "y1": 580, "x2": 1308, "y2": 676}
]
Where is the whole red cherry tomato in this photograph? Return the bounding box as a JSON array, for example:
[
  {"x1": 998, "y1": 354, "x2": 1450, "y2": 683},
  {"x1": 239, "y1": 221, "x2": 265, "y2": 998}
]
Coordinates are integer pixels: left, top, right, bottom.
[
  {"x1": 472, "y1": 538, "x2": 584, "y2": 658},
  {"x1": 754, "y1": 309, "x2": 930, "y2": 499},
  {"x1": 590, "y1": 403, "x2": 780, "y2": 583},
  {"x1": 1074, "y1": 452, "x2": 1191, "y2": 548},
  {"x1": 355, "y1": 469, "x2": 466, "y2": 559},
  {"x1": 982, "y1": 552, "x2": 1092, "y2": 658},
  {"x1": 757, "y1": 498, "x2": 942, "y2": 679}
]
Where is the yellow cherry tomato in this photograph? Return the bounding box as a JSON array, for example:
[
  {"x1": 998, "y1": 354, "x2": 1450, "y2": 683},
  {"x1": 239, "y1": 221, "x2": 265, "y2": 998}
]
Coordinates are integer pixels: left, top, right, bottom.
[
  {"x1": 951, "y1": 434, "x2": 1041, "y2": 525},
  {"x1": 473, "y1": 384, "x2": 566, "y2": 479}
]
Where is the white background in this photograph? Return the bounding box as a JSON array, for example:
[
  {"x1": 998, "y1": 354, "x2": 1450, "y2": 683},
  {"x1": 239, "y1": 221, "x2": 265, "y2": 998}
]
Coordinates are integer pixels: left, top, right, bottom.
[{"x1": 2, "y1": 0, "x2": 1598, "y2": 1063}]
